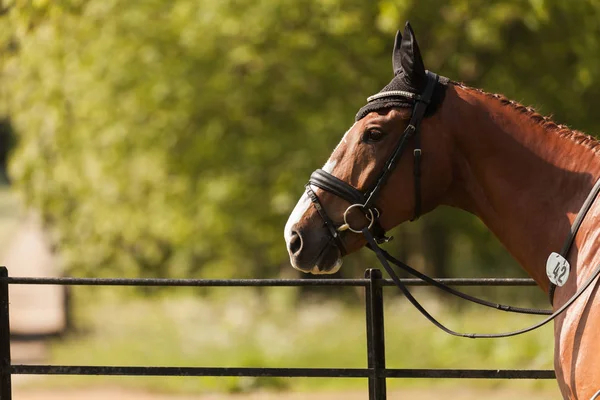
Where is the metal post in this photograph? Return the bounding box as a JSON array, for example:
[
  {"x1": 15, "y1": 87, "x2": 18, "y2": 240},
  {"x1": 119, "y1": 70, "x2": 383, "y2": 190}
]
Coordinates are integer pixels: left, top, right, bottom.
[
  {"x1": 0, "y1": 267, "x2": 11, "y2": 400},
  {"x1": 365, "y1": 269, "x2": 386, "y2": 400}
]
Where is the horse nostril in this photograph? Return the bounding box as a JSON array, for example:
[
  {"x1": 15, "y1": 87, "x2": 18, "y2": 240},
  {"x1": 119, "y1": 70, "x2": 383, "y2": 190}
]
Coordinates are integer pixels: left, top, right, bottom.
[{"x1": 289, "y1": 230, "x2": 303, "y2": 256}]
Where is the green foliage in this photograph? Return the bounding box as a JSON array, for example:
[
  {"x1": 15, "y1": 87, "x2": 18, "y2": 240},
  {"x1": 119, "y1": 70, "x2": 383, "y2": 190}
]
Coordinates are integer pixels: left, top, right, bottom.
[
  {"x1": 390, "y1": 0, "x2": 600, "y2": 134},
  {"x1": 2, "y1": 0, "x2": 600, "y2": 278},
  {"x1": 1, "y1": 0, "x2": 389, "y2": 277}
]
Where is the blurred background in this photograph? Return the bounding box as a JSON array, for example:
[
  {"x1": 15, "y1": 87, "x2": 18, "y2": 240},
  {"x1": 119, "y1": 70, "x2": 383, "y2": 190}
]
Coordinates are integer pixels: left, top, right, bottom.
[{"x1": 1, "y1": 0, "x2": 599, "y2": 399}]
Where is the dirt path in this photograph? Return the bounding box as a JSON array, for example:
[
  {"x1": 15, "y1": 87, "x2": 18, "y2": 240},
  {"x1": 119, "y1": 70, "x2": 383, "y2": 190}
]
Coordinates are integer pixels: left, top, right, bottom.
[
  {"x1": 4, "y1": 214, "x2": 66, "y2": 336},
  {"x1": 12, "y1": 386, "x2": 563, "y2": 400}
]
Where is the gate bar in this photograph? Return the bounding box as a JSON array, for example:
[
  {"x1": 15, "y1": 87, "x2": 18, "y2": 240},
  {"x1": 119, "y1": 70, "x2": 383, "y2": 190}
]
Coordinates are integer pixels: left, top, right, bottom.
[
  {"x1": 2, "y1": 277, "x2": 539, "y2": 287},
  {"x1": 365, "y1": 269, "x2": 387, "y2": 400},
  {"x1": 0, "y1": 267, "x2": 11, "y2": 400},
  {"x1": 7, "y1": 365, "x2": 555, "y2": 379}
]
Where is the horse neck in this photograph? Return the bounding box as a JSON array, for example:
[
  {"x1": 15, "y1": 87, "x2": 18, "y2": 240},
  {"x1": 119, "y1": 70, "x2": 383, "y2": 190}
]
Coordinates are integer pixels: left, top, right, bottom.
[{"x1": 442, "y1": 85, "x2": 600, "y2": 290}]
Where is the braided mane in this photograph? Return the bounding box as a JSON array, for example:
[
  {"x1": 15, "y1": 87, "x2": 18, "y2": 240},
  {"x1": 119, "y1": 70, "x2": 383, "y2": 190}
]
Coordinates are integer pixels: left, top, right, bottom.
[{"x1": 453, "y1": 82, "x2": 600, "y2": 153}]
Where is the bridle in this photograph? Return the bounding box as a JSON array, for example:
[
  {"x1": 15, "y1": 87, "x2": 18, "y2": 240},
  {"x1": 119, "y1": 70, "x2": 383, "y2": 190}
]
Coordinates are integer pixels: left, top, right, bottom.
[
  {"x1": 302, "y1": 71, "x2": 600, "y2": 339},
  {"x1": 305, "y1": 71, "x2": 439, "y2": 254}
]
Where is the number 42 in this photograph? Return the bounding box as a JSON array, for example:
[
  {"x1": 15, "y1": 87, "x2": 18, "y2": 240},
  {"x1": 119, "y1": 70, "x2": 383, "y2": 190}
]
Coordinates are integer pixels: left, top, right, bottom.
[{"x1": 553, "y1": 263, "x2": 567, "y2": 283}]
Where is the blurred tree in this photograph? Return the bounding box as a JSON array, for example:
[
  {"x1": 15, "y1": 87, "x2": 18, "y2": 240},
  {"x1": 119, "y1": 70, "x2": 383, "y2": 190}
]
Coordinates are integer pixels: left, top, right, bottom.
[
  {"x1": 1, "y1": 0, "x2": 392, "y2": 278},
  {"x1": 1, "y1": 0, "x2": 599, "y2": 280},
  {"x1": 0, "y1": 119, "x2": 14, "y2": 183}
]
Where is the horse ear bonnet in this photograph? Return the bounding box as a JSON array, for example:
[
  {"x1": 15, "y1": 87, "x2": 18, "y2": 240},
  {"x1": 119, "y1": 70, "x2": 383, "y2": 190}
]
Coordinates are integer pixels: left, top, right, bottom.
[{"x1": 355, "y1": 22, "x2": 448, "y2": 121}]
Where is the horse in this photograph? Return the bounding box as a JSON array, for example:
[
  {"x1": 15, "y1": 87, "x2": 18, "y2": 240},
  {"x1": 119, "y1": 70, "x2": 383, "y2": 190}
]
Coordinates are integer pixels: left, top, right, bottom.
[{"x1": 284, "y1": 22, "x2": 600, "y2": 399}]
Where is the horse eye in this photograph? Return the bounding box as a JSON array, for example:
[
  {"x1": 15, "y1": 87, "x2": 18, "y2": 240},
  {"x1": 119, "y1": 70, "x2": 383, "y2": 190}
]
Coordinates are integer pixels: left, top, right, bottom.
[{"x1": 363, "y1": 128, "x2": 385, "y2": 143}]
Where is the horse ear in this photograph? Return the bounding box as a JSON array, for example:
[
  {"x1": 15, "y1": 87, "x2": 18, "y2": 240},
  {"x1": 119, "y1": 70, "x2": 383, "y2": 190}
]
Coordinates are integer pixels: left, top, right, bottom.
[
  {"x1": 400, "y1": 22, "x2": 427, "y2": 90},
  {"x1": 392, "y1": 30, "x2": 403, "y2": 75}
]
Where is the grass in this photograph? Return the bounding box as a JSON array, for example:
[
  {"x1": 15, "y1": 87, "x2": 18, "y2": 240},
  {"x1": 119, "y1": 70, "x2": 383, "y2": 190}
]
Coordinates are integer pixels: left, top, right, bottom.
[{"x1": 29, "y1": 285, "x2": 559, "y2": 395}]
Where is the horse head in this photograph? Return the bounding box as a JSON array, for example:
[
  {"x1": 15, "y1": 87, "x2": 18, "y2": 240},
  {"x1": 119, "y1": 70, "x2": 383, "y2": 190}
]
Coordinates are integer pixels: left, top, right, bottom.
[{"x1": 284, "y1": 22, "x2": 455, "y2": 274}]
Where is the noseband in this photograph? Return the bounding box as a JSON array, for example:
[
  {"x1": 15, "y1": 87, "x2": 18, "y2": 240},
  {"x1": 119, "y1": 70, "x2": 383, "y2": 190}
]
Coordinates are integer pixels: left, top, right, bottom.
[{"x1": 305, "y1": 71, "x2": 439, "y2": 253}]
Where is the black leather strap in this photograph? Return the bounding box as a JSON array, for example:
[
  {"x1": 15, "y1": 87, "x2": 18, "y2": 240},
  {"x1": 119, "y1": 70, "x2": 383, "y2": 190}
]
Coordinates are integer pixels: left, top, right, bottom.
[
  {"x1": 364, "y1": 227, "x2": 600, "y2": 338},
  {"x1": 363, "y1": 72, "x2": 438, "y2": 212},
  {"x1": 411, "y1": 134, "x2": 422, "y2": 221},
  {"x1": 309, "y1": 169, "x2": 366, "y2": 206},
  {"x1": 549, "y1": 177, "x2": 600, "y2": 305},
  {"x1": 305, "y1": 72, "x2": 438, "y2": 253},
  {"x1": 305, "y1": 184, "x2": 347, "y2": 255},
  {"x1": 369, "y1": 244, "x2": 551, "y2": 315}
]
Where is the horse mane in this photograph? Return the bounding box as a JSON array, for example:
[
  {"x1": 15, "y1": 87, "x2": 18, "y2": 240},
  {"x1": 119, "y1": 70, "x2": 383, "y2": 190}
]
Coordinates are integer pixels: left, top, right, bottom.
[{"x1": 452, "y1": 81, "x2": 600, "y2": 154}]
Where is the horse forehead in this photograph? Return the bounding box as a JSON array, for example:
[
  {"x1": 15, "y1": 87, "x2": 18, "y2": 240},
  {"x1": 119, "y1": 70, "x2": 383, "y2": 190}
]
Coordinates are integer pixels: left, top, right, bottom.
[
  {"x1": 328, "y1": 109, "x2": 406, "y2": 163},
  {"x1": 330, "y1": 122, "x2": 359, "y2": 158},
  {"x1": 367, "y1": 108, "x2": 408, "y2": 121}
]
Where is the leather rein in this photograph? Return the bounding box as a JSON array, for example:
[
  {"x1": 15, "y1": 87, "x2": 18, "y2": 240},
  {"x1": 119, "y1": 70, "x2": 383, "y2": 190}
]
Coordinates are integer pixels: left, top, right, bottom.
[{"x1": 305, "y1": 71, "x2": 600, "y2": 338}]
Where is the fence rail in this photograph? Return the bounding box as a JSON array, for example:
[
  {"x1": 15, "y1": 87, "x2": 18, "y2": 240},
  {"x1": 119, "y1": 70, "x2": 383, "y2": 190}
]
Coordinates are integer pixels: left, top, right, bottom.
[
  {"x1": 0, "y1": 266, "x2": 555, "y2": 400},
  {"x1": 4, "y1": 276, "x2": 540, "y2": 286}
]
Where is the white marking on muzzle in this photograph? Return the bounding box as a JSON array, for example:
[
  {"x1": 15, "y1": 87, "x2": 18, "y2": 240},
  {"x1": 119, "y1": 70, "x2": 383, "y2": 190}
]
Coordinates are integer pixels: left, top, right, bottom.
[
  {"x1": 322, "y1": 158, "x2": 337, "y2": 173},
  {"x1": 284, "y1": 192, "x2": 311, "y2": 246},
  {"x1": 284, "y1": 158, "x2": 338, "y2": 248},
  {"x1": 284, "y1": 122, "x2": 356, "y2": 271}
]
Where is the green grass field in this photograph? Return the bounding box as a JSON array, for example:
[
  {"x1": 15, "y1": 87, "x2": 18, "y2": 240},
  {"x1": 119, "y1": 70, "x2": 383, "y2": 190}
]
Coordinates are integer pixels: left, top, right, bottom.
[{"x1": 32, "y1": 285, "x2": 558, "y2": 395}]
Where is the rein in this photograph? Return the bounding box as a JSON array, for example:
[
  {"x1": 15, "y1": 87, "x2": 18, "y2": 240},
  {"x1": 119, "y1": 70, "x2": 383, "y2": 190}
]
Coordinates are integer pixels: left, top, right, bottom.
[
  {"x1": 364, "y1": 227, "x2": 600, "y2": 338},
  {"x1": 305, "y1": 71, "x2": 600, "y2": 338}
]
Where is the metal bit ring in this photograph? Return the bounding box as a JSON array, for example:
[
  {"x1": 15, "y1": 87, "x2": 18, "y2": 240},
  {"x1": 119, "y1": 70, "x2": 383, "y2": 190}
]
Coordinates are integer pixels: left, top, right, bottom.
[{"x1": 337, "y1": 204, "x2": 375, "y2": 233}]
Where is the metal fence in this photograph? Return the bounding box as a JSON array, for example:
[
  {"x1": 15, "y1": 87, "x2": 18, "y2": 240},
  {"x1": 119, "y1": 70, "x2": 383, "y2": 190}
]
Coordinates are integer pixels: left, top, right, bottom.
[{"x1": 0, "y1": 266, "x2": 555, "y2": 400}]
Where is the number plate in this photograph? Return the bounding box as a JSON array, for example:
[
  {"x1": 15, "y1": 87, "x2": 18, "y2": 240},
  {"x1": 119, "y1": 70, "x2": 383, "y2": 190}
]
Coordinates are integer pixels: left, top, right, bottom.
[{"x1": 546, "y1": 252, "x2": 570, "y2": 287}]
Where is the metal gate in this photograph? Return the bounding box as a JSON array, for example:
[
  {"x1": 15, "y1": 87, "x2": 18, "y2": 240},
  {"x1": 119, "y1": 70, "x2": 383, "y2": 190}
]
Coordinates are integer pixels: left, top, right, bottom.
[{"x1": 0, "y1": 267, "x2": 555, "y2": 400}]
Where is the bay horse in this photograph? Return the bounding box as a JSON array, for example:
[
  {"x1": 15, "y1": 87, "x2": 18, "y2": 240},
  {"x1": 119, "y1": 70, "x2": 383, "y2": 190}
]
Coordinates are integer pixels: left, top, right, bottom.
[{"x1": 284, "y1": 23, "x2": 600, "y2": 399}]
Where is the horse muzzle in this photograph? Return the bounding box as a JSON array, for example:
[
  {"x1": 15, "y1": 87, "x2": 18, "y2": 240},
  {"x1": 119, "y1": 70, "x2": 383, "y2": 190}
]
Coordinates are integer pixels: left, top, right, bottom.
[{"x1": 287, "y1": 227, "x2": 343, "y2": 274}]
